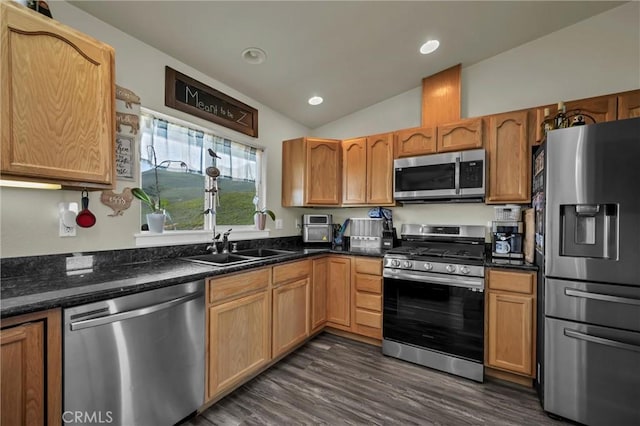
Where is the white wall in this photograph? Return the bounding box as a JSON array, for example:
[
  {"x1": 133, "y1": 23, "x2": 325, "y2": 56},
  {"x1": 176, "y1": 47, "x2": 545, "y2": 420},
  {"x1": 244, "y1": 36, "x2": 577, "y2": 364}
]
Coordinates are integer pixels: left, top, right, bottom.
[
  {"x1": 311, "y1": 2, "x2": 639, "y2": 235},
  {"x1": 1, "y1": 2, "x2": 638, "y2": 258},
  {"x1": 0, "y1": 1, "x2": 309, "y2": 258}
]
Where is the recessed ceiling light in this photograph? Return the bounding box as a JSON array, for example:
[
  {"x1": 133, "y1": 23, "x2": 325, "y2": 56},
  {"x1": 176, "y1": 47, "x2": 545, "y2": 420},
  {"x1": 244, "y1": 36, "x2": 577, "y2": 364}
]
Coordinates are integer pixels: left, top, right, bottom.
[
  {"x1": 308, "y1": 96, "x2": 323, "y2": 106},
  {"x1": 241, "y1": 47, "x2": 267, "y2": 64},
  {"x1": 420, "y1": 40, "x2": 440, "y2": 55}
]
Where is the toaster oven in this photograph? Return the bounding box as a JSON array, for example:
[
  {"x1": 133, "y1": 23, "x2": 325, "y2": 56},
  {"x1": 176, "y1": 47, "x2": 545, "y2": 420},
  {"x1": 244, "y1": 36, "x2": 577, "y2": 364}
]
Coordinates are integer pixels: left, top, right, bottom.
[{"x1": 302, "y1": 214, "x2": 333, "y2": 243}]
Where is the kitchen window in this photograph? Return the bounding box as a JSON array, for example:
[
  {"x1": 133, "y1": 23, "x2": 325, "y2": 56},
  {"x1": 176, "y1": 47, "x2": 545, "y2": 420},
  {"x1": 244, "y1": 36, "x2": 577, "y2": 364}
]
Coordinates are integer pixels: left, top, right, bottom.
[{"x1": 138, "y1": 110, "x2": 264, "y2": 234}]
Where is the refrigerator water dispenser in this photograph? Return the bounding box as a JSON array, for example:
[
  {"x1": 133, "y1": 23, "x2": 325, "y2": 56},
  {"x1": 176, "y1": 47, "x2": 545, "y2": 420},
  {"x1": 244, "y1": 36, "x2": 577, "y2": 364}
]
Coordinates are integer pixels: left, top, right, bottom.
[{"x1": 560, "y1": 204, "x2": 618, "y2": 259}]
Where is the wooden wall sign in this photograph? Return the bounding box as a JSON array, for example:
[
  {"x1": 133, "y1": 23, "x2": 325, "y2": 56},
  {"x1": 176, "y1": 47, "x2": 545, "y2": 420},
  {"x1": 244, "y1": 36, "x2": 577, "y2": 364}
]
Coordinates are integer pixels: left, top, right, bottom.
[{"x1": 165, "y1": 66, "x2": 258, "y2": 137}]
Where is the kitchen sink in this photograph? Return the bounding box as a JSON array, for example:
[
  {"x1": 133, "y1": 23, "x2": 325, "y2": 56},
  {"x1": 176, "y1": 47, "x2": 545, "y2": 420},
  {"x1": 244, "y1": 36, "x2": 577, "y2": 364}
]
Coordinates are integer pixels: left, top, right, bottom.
[
  {"x1": 235, "y1": 248, "x2": 295, "y2": 258},
  {"x1": 181, "y1": 253, "x2": 256, "y2": 266}
]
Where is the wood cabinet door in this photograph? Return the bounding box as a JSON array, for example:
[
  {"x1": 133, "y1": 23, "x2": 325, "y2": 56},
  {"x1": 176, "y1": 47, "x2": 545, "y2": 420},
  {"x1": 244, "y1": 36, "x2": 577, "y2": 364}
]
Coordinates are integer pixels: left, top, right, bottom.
[
  {"x1": 281, "y1": 138, "x2": 305, "y2": 207},
  {"x1": 486, "y1": 111, "x2": 531, "y2": 204},
  {"x1": 1, "y1": 321, "x2": 45, "y2": 426},
  {"x1": 341, "y1": 138, "x2": 367, "y2": 205},
  {"x1": 208, "y1": 291, "x2": 271, "y2": 399},
  {"x1": 565, "y1": 94, "x2": 617, "y2": 124},
  {"x1": 436, "y1": 118, "x2": 483, "y2": 153},
  {"x1": 394, "y1": 127, "x2": 437, "y2": 158},
  {"x1": 366, "y1": 133, "x2": 394, "y2": 204},
  {"x1": 617, "y1": 89, "x2": 640, "y2": 119},
  {"x1": 311, "y1": 257, "x2": 328, "y2": 332},
  {"x1": 305, "y1": 139, "x2": 341, "y2": 205},
  {"x1": 0, "y1": 2, "x2": 115, "y2": 189},
  {"x1": 487, "y1": 292, "x2": 534, "y2": 376},
  {"x1": 272, "y1": 278, "x2": 310, "y2": 358},
  {"x1": 326, "y1": 257, "x2": 351, "y2": 327}
]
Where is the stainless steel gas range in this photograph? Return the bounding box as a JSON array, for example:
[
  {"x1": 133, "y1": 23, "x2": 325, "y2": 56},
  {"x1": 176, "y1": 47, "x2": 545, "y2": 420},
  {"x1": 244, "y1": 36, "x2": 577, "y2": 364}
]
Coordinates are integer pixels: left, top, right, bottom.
[{"x1": 382, "y1": 224, "x2": 486, "y2": 382}]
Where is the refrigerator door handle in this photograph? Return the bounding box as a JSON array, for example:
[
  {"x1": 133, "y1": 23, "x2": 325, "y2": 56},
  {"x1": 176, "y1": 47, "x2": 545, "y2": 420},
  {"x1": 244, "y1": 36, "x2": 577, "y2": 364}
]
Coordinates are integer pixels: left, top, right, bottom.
[
  {"x1": 564, "y1": 288, "x2": 640, "y2": 306},
  {"x1": 564, "y1": 328, "x2": 640, "y2": 353}
]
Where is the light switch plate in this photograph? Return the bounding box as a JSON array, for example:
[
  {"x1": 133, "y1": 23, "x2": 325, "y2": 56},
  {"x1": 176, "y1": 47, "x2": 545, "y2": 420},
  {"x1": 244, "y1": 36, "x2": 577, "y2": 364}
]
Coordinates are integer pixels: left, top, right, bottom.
[{"x1": 275, "y1": 219, "x2": 283, "y2": 229}]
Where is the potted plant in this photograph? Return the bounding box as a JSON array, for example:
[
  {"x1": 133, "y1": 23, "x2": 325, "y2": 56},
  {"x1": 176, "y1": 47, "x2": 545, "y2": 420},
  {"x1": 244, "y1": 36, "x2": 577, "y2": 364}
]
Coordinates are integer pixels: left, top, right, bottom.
[
  {"x1": 254, "y1": 208, "x2": 275, "y2": 231},
  {"x1": 132, "y1": 187, "x2": 166, "y2": 233}
]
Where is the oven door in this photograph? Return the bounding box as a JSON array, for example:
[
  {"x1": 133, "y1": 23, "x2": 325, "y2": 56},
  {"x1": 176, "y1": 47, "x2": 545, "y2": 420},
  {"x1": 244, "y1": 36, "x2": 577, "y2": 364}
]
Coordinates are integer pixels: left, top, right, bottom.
[{"x1": 383, "y1": 271, "x2": 484, "y2": 363}]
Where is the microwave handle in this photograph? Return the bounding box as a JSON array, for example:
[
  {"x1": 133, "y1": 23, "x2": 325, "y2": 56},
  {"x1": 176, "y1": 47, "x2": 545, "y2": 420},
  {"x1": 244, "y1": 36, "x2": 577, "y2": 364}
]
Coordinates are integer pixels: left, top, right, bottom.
[{"x1": 454, "y1": 156, "x2": 460, "y2": 194}]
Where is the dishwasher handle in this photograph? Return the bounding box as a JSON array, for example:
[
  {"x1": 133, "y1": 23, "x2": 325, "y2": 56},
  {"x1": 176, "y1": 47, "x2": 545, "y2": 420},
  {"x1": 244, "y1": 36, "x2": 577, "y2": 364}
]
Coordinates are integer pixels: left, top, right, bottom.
[{"x1": 69, "y1": 291, "x2": 202, "y2": 331}]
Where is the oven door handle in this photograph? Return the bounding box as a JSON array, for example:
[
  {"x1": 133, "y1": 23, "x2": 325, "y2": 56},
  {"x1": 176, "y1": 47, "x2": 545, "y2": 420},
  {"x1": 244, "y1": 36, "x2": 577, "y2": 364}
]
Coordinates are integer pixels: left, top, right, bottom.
[
  {"x1": 454, "y1": 156, "x2": 461, "y2": 195},
  {"x1": 383, "y1": 270, "x2": 484, "y2": 291}
]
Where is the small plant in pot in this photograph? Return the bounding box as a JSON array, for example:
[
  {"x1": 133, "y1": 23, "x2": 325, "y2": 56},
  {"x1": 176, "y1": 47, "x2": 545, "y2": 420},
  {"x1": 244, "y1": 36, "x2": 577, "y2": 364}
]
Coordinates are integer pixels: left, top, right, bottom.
[
  {"x1": 254, "y1": 208, "x2": 275, "y2": 231},
  {"x1": 131, "y1": 187, "x2": 166, "y2": 233}
]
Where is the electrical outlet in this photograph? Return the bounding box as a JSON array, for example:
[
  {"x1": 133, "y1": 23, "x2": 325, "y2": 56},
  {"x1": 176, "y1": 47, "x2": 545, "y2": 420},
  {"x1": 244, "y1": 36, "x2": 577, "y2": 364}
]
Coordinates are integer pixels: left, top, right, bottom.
[
  {"x1": 59, "y1": 218, "x2": 76, "y2": 237},
  {"x1": 275, "y1": 219, "x2": 283, "y2": 229}
]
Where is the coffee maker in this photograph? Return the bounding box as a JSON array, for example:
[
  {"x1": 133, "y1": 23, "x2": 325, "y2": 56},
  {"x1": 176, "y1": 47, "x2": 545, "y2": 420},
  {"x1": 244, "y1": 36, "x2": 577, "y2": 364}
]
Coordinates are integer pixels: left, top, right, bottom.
[{"x1": 491, "y1": 206, "x2": 524, "y2": 264}]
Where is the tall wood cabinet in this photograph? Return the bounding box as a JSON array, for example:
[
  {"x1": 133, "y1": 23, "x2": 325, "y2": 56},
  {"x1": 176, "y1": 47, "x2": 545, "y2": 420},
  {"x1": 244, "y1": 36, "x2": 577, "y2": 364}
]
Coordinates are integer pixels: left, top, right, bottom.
[
  {"x1": 206, "y1": 269, "x2": 271, "y2": 400},
  {"x1": 486, "y1": 111, "x2": 531, "y2": 204},
  {"x1": 282, "y1": 137, "x2": 341, "y2": 206},
  {"x1": 0, "y1": 1, "x2": 115, "y2": 189},
  {"x1": 341, "y1": 133, "x2": 394, "y2": 206},
  {"x1": 486, "y1": 268, "x2": 537, "y2": 380},
  {"x1": 0, "y1": 309, "x2": 61, "y2": 426}
]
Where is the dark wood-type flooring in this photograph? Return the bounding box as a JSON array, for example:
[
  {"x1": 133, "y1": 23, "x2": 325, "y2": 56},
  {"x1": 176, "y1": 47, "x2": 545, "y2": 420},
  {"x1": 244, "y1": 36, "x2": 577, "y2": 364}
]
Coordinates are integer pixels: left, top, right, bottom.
[{"x1": 184, "y1": 333, "x2": 567, "y2": 425}]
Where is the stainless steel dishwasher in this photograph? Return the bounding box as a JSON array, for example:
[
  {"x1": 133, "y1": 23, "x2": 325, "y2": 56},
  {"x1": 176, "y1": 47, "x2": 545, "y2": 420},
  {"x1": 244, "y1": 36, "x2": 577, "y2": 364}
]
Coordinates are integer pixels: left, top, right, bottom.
[{"x1": 64, "y1": 280, "x2": 205, "y2": 426}]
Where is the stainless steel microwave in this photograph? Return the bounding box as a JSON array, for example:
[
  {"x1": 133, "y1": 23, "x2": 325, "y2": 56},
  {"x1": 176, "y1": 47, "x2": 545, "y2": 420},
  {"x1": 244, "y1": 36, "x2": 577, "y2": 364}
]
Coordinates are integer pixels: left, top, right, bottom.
[{"x1": 393, "y1": 149, "x2": 486, "y2": 202}]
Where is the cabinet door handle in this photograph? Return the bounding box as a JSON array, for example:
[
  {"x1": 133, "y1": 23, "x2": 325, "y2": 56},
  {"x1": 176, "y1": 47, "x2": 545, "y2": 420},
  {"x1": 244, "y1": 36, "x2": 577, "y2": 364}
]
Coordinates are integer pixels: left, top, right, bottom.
[
  {"x1": 564, "y1": 328, "x2": 640, "y2": 353},
  {"x1": 564, "y1": 288, "x2": 640, "y2": 306}
]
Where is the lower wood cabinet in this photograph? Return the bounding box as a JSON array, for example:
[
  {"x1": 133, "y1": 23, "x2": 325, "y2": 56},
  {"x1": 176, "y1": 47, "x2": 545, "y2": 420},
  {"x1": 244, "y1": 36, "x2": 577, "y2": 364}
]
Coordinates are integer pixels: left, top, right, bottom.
[
  {"x1": 272, "y1": 277, "x2": 310, "y2": 358},
  {"x1": 311, "y1": 257, "x2": 329, "y2": 332},
  {"x1": 326, "y1": 256, "x2": 351, "y2": 328},
  {"x1": 206, "y1": 269, "x2": 271, "y2": 400},
  {"x1": 0, "y1": 309, "x2": 61, "y2": 426},
  {"x1": 486, "y1": 268, "x2": 537, "y2": 378},
  {"x1": 352, "y1": 257, "x2": 383, "y2": 339}
]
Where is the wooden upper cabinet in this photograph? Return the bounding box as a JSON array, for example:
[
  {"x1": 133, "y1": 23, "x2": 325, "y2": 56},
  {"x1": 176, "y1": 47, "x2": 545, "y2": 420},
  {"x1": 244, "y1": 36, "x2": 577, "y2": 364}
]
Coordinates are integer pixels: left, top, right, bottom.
[
  {"x1": 0, "y1": 1, "x2": 115, "y2": 189},
  {"x1": 565, "y1": 94, "x2": 617, "y2": 124},
  {"x1": 394, "y1": 126, "x2": 437, "y2": 158},
  {"x1": 422, "y1": 64, "x2": 461, "y2": 127},
  {"x1": 342, "y1": 138, "x2": 367, "y2": 205},
  {"x1": 486, "y1": 111, "x2": 531, "y2": 204},
  {"x1": 617, "y1": 89, "x2": 640, "y2": 119},
  {"x1": 366, "y1": 133, "x2": 394, "y2": 205},
  {"x1": 341, "y1": 133, "x2": 393, "y2": 206},
  {"x1": 282, "y1": 137, "x2": 341, "y2": 207},
  {"x1": 437, "y1": 118, "x2": 483, "y2": 153}
]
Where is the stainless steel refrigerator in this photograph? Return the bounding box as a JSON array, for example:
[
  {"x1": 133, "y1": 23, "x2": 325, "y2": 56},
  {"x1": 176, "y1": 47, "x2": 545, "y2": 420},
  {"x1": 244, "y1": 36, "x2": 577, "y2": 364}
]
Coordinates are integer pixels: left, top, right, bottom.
[{"x1": 534, "y1": 117, "x2": 640, "y2": 425}]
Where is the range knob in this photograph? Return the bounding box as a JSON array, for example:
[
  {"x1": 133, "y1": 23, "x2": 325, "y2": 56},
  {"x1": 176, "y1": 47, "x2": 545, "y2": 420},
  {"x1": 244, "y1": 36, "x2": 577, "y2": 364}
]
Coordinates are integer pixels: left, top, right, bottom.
[
  {"x1": 460, "y1": 266, "x2": 470, "y2": 275},
  {"x1": 403, "y1": 261, "x2": 413, "y2": 269},
  {"x1": 424, "y1": 263, "x2": 433, "y2": 271},
  {"x1": 390, "y1": 259, "x2": 401, "y2": 268},
  {"x1": 446, "y1": 264, "x2": 456, "y2": 273}
]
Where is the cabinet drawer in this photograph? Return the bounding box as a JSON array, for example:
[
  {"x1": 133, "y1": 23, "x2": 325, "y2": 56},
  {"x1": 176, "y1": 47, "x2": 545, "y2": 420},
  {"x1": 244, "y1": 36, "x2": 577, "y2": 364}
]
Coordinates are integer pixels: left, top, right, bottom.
[
  {"x1": 355, "y1": 309, "x2": 381, "y2": 329},
  {"x1": 354, "y1": 258, "x2": 382, "y2": 275},
  {"x1": 354, "y1": 274, "x2": 382, "y2": 294},
  {"x1": 208, "y1": 268, "x2": 270, "y2": 304},
  {"x1": 273, "y1": 260, "x2": 311, "y2": 286},
  {"x1": 488, "y1": 269, "x2": 535, "y2": 295},
  {"x1": 355, "y1": 292, "x2": 382, "y2": 312}
]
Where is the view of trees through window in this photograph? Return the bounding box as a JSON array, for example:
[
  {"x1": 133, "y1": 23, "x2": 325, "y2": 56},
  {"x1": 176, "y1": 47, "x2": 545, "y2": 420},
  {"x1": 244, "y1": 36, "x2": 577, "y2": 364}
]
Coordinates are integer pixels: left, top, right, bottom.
[{"x1": 139, "y1": 113, "x2": 261, "y2": 231}]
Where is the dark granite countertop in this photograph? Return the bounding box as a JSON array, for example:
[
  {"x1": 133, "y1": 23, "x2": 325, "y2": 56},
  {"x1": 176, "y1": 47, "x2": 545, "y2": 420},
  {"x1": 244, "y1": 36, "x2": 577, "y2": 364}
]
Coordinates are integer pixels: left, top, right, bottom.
[{"x1": 1, "y1": 247, "x2": 383, "y2": 318}]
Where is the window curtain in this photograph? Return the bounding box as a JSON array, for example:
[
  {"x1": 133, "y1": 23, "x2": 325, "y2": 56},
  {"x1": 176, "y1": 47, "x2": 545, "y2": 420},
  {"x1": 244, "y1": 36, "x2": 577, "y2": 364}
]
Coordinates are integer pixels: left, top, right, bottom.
[{"x1": 140, "y1": 114, "x2": 260, "y2": 184}]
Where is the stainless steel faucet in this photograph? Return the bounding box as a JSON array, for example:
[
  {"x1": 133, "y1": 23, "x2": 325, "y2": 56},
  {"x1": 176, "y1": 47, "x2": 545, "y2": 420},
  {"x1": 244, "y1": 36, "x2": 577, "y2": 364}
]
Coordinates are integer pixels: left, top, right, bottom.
[{"x1": 221, "y1": 229, "x2": 232, "y2": 253}]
